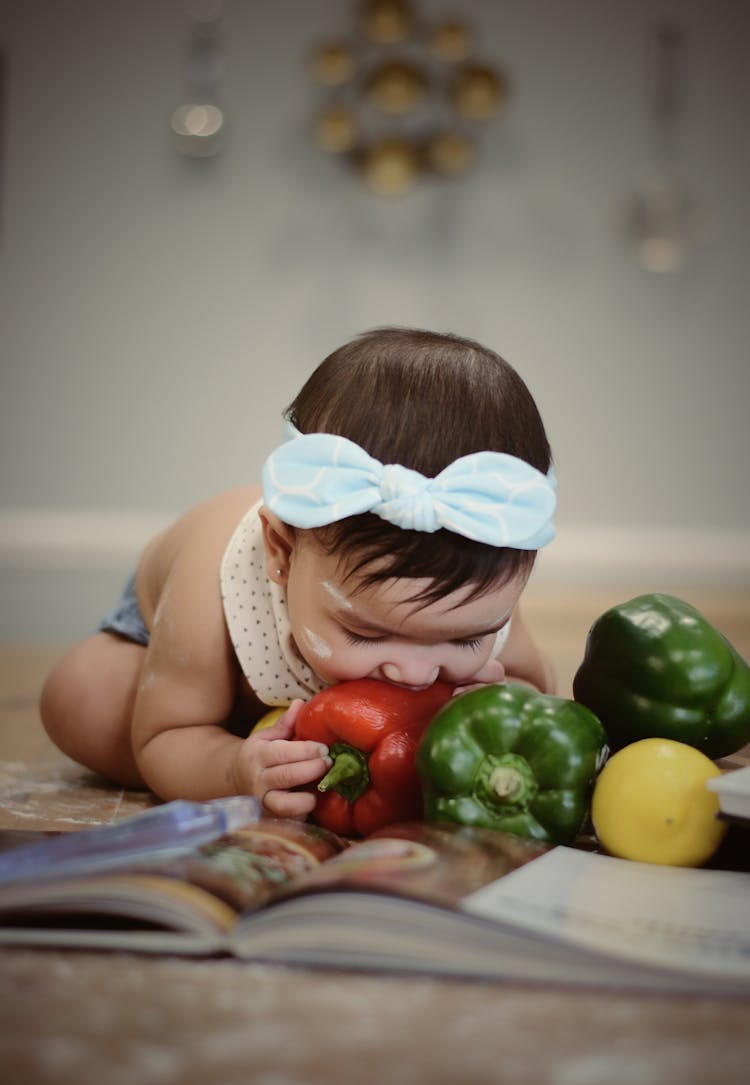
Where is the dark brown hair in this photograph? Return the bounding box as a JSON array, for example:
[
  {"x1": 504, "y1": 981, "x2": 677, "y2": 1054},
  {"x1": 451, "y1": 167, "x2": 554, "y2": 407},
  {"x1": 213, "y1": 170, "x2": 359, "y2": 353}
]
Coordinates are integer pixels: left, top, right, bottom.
[{"x1": 286, "y1": 327, "x2": 552, "y2": 603}]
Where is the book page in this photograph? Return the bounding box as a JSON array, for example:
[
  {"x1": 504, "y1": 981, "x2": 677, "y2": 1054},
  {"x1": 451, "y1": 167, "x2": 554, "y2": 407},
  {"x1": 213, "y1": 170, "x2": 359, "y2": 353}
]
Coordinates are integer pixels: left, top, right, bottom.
[
  {"x1": 463, "y1": 846, "x2": 750, "y2": 981},
  {"x1": 707, "y1": 765, "x2": 750, "y2": 821}
]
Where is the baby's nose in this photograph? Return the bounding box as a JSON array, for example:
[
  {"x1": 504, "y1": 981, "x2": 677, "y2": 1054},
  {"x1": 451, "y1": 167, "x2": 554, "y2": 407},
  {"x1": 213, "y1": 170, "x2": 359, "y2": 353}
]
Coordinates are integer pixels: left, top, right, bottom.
[{"x1": 381, "y1": 660, "x2": 441, "y2": 689}]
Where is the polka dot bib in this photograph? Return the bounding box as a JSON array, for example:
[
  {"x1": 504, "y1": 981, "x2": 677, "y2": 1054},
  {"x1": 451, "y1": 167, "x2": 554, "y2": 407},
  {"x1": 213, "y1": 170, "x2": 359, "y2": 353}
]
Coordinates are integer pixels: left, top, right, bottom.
[{"x1": 220, "y1": 500, "x2": 328, "y2": 706}]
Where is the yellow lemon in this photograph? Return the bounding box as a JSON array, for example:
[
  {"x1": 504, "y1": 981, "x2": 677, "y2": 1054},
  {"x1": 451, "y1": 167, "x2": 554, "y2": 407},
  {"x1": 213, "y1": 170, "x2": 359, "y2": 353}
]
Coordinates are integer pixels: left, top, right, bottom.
[
  {"x1": 252, "y1": 707, "x2": 287, "y2": 732},
  {"x1": 591, "y1": 738, "x2": 728, "y2": 867}
]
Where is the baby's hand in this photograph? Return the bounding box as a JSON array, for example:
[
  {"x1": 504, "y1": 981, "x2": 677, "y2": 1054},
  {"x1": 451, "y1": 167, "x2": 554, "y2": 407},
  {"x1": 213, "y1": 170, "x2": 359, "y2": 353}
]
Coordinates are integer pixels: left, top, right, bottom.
[
  {"x1": 230, "y1": 701, "x2": 332, "y2": 819},
  {"x1": 452, "y1": 657, "x2": 506, "y2": 697}
]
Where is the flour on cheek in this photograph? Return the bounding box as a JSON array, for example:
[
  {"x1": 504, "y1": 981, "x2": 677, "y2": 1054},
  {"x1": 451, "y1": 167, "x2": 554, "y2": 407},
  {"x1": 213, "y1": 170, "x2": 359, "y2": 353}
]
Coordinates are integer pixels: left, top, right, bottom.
[
  {"x1": 301, "y1": 626, "x2": 333, "y2": 661},
  {"x1": 321, "y1": 580, "x2": 353, "y2": 610}
]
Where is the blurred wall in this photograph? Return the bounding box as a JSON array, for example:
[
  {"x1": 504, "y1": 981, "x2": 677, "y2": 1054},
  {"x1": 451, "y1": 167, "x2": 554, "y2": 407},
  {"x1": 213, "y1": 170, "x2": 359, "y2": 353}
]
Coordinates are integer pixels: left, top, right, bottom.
[{"x1": 1, "y1": 0, "x2": 749, "y2": 641}]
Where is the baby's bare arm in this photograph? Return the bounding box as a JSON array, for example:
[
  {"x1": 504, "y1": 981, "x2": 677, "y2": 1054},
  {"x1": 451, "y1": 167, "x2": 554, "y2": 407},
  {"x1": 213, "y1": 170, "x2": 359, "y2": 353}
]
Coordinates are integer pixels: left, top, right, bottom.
[
  {"x1": 133, "y1": 690, "x2": 330, "y2": 816},
  {"x1": 130, "y1": 548, "x2": 329, "y2": 815}
]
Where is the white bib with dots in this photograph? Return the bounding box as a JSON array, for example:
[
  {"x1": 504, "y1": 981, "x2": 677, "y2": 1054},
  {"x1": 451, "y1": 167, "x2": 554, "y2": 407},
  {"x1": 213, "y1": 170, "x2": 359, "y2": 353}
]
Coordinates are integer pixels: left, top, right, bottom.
[{"x1": 220, "y1": 500, "x2": 328, "y2": 706}]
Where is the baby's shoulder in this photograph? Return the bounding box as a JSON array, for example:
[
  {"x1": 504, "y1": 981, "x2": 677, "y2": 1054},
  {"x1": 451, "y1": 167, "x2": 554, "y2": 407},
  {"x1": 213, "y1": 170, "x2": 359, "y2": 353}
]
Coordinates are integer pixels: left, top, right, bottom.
[
  {"x1": 167, "y1": 486, "x2": 261, "y2": 552},
  {"x1": 189, "y1": 485, "x2": 263, "y2": 530},
  {"x1": 137, "y1": 486, "x2": 261, "y2": 618}
]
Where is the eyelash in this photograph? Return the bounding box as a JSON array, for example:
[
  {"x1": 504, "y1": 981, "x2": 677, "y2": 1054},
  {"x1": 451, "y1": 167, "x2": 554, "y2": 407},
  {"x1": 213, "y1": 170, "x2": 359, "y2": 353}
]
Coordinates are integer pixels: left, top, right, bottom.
[
  {"x1": 343, "y1": 632, "x2": 485, "y2": 651},
  {"x1": 343, "y1": 632, "x2": 386, "y2": 647}
]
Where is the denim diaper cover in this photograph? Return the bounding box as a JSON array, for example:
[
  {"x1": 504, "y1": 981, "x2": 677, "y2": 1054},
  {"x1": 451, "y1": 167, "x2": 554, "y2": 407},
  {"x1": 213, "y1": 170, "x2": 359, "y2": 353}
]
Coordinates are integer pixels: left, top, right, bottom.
[{"x1": 97, "y1": 573, "x2": 150, "y2": 646}]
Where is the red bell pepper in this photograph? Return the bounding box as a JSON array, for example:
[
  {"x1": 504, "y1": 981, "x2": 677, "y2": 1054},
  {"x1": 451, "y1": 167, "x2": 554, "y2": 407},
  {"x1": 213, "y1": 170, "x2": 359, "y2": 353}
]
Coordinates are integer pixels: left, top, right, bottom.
[{"x1": 294, "y1": 679, "x2": 454, "y2": 837}]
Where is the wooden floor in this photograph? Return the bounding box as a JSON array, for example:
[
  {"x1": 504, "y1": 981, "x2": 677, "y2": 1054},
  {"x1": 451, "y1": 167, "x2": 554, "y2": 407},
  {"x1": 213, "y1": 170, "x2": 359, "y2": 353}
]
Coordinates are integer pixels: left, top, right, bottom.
[{"x1": 1, "y1": 587, "x2": 749, "y2": 1085}]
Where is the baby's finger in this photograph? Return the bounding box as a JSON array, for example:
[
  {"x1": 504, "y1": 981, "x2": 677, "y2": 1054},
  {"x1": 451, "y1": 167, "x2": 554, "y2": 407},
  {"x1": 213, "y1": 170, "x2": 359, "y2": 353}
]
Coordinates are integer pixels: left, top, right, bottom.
[
  {"x1": 254, "y1": 699, "x2": 303, "y2": 740},
  {"x1": 263, "y1": 789, "x2": 317, "y2": 820},
  {"x1": 263, "y1": 754, "x2": 331, "y2": 793},
  {"x1": 263, "y1": 738, "x2": 331, "y2": 766}
]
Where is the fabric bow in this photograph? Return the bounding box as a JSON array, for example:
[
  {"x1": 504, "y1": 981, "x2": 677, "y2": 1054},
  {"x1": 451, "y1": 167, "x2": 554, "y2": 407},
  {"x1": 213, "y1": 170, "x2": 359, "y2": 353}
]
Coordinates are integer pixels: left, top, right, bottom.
[{"x1": 262, "y1": 428, "x2": 556, "y2": 549}]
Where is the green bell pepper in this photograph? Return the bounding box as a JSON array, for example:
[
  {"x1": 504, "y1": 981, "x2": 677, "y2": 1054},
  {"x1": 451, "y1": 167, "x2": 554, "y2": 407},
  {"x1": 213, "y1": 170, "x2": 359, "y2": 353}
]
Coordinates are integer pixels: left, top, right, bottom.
[
  {"x1": 573, "y1": 593, "x2": 750, "y2": 759},
  {"x1": 416, "y1": 683, "x2": 608, "y2": 845}
]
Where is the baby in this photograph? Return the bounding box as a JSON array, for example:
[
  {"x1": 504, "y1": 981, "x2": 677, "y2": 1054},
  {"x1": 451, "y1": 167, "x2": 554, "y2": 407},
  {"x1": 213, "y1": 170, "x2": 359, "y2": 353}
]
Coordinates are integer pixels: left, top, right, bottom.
[{"x1": 41, "y1": 327, "x2": 557, "y2": 818}]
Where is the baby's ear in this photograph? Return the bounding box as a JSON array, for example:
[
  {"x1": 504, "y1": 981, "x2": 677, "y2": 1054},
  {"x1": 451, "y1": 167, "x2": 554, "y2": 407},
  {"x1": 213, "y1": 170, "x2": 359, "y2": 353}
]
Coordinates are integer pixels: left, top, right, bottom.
[{"x1": 258, "y1": 506, "x2": 296, "y2": 585}]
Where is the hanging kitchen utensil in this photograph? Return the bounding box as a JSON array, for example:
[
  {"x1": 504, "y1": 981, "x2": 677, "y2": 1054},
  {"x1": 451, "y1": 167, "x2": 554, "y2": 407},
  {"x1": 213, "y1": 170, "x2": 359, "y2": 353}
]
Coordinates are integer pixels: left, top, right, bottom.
[{"x1": 624, "y1": 20, "x2": 692, "y2": 272}]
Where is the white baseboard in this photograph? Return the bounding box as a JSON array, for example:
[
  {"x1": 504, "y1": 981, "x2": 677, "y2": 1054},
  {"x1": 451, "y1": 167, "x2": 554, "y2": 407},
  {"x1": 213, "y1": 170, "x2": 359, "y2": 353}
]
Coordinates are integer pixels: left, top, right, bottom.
[
  {"x1": 0, "y1": 509, "x2": 173, "y2": 569},
  {"x1": 0, "y1": 509, "x2": 748, "y2": 587},
  {"x1": 533, "y1": 526, "x2": 750, "y2": 588}
]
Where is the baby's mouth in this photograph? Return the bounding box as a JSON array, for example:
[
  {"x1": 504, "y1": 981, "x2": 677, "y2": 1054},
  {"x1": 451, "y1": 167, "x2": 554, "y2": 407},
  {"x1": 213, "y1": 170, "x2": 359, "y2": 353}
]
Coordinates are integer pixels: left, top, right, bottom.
[{"x1": 378, "y1": 680, "x2": 439, "y2": 692}]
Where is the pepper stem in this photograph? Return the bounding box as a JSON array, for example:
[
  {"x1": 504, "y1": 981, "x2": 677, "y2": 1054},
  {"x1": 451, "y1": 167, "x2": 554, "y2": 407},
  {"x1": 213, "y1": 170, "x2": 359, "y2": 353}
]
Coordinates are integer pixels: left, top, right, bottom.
[
  {"x1": 489, "y1": 765, "x2": 524, "y2": 800},
  {"x1": 317, "y1": 742, "x2": 370, "y2": 804},
  {"x1": 476, "y1": 752, "x2": 538, "y2": 811}
]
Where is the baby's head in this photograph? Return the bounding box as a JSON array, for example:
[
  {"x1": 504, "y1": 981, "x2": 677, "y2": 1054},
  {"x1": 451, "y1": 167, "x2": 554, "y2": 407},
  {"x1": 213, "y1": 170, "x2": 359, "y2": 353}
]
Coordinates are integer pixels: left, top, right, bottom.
[
  {"x1": 281, "y1": 326, "x2": 552, "y2": 601},
  {"x1": 259, "y1": 327, "x2": 555, "y2": 688}
]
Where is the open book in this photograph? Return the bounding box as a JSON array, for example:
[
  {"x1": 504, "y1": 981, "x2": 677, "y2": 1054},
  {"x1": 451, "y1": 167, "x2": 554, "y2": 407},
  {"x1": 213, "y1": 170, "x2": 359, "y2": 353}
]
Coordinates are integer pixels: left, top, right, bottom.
[
  {"x1": 0, "y1": 818, "x2": 748, "y2": 995},
  {"x1": 707, "y1": 765, "x2": 750, "y2": 826}
]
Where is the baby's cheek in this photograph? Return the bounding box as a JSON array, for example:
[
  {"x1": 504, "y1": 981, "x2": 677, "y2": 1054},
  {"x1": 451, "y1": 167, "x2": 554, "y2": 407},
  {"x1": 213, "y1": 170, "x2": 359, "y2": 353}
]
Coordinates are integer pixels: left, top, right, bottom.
[
  {"x1": 466, "y1": 657, "x2": 506, "y2": 684},
  {"x1": 311, "y1": 650, "x2": 372, "y2": 684}
]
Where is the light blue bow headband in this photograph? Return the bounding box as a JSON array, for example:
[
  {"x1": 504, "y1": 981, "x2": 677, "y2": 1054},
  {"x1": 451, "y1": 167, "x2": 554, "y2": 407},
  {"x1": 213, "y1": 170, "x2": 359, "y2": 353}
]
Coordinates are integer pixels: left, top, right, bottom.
[{"x1": 262, "y1": 421, "x2": 557, "y2": 549}]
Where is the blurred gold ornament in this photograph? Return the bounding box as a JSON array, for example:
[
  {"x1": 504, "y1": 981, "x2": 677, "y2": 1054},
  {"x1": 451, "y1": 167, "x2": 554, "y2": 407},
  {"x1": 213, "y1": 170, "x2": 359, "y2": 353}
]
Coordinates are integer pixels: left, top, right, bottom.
[
  {"x1": 429, "y1": 19, "x2": 472, "y2": 63},
  {"x1": 362, "y1": 138, "x2": 420, "y2": 195},
  {"x1": 365, "y1": 60, "x2": 428, "y2": 115},
  {"x1": 310, "y1": 41, "x2": 356, "y2": 86},
  {"x1": 314, "y1": 105, "x2": 359, "y2": 153},
  {"x1": 308, "y1": 1, "x2": 510, "y2": 194},
  {"x1": 452, "y1": 65, "x2": 508, "y2": 120},
  {"x1": 360, "y1": 0, "x2": 413, "y2": 45},
  {"x1": 427, "y1": 130, "x2": 474, "y2": 177}
]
